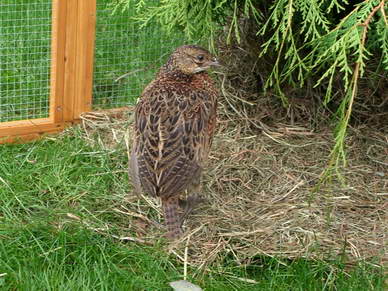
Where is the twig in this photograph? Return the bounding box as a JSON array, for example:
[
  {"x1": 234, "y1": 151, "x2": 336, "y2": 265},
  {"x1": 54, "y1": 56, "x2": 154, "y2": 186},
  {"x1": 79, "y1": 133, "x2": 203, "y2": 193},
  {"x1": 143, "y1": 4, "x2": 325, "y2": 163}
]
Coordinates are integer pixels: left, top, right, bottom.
[
  {"x1": 328, "y1": 0, "x2": 385, "y2": 169},
  {"x1": 219, "y1": 228, "x2": 270, "y2": 237},
  {"x1": 379, "y1": 2, "x2": 387, "y2": 25},
  {"x1": 66, "y1": 212, "x2": 152, "y2": 245},
  {"x1": 359, "y1": 1, "x2": 385, "y2": 29},
  {"x1": 113, "y1": 207, "x2": 163, "y2": 229},
  {"x1": 183, "y1": 234, "x2": 191, "y2": 281},
  {"x1": 271, "y1": 180, "x2": 305, "y2": 203},
  {"x1": 366, "y1": 145, "x2": 388, "y2": 166},
  {"x1": 111, "y1": 234, "x2": 152, "y2": 245}
]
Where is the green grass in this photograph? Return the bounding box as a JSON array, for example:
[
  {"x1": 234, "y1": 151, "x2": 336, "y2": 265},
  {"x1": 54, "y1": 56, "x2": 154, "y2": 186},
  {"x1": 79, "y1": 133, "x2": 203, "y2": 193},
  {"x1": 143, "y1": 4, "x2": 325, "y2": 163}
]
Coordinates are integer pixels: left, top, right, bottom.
[
  {"x1": 0, "y1": 0, "x2": 184, "y2": 122},
  {"x1": 0, "y1": 129, "x2": 385, "y2": 290}
]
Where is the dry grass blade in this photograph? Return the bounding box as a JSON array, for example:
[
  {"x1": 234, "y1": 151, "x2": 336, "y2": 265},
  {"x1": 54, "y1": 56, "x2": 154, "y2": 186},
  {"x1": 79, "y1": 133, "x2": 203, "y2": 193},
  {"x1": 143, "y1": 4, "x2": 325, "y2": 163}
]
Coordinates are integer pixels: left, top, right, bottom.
[{"x1": 77, "y1": 99, "x2": 387, "y2": 268}]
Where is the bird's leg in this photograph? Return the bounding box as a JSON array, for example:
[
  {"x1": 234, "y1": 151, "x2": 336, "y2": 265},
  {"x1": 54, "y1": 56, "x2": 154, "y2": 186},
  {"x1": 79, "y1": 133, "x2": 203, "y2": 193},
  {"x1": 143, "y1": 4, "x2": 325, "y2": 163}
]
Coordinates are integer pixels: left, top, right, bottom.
[
  {"x1": 162, "y1": 196, "x2": 183, "y2": 239},
  {"x1": 179, "y1": 194, "x2": 205, "y2": 228},
  {"x1": 179, "y1": 178, "x2": 205, "y2": 228}
]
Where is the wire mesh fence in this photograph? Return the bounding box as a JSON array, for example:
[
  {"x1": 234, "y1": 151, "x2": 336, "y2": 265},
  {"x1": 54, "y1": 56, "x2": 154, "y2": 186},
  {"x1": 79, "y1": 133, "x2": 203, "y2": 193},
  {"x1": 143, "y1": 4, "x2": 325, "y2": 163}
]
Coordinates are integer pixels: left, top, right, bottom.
[
  {"x1": 93, "y1": 0, "x2": 186, "y2": 109},
  {"x1": 0, "y1": 0, "x2": 187, "y2": 142},
  {"x1": 0, "y1": 0, "x2": 52, "y2": 123}
]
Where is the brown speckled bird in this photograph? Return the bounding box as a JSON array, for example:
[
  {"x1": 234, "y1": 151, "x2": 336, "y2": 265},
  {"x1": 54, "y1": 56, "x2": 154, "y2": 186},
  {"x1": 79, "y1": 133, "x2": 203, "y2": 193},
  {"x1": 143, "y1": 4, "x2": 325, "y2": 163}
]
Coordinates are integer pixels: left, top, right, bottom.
[{"x1": 129, "y1": 45, "x2": 220, "y2": 238}]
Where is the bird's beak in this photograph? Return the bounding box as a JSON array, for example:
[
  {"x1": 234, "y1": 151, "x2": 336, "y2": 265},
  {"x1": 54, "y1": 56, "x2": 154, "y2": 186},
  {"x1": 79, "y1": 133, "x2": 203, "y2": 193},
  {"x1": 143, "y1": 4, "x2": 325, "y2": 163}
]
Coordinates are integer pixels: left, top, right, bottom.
[
  {"x1": 210, "y1": 58, "x2": 221, "y2": 67},
  {"x1": 193, "y1": 58, "x2": 222, "y2": 73}
]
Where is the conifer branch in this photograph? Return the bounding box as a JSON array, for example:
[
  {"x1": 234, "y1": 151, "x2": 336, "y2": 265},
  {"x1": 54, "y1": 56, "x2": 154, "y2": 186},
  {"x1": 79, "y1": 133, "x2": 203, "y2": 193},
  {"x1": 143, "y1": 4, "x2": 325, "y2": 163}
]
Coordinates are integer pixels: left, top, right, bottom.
[
  {"x1": 111, "y1": 0, "x2": 388, "y2": 177},
  {"x1": 327, "y1": 0, "x2": 385, "y2": 174}
]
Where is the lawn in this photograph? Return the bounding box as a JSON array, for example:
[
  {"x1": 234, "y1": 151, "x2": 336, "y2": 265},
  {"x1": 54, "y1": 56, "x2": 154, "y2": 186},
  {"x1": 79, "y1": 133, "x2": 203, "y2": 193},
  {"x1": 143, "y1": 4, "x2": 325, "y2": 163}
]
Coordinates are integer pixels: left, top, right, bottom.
[{"x1": 0, "y1": 127, "x2": 385, "y2": 290}]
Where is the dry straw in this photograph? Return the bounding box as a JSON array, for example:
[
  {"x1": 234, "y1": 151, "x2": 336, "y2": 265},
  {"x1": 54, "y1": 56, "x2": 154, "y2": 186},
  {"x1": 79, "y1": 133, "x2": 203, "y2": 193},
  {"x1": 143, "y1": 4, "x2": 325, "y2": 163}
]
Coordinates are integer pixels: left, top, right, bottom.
[
  {"x1": 78, "y1": 102, "x2": 387, "y2": 270},
  {"x1": 77, "y1": 43, "x2": 387, "y2": 269}
]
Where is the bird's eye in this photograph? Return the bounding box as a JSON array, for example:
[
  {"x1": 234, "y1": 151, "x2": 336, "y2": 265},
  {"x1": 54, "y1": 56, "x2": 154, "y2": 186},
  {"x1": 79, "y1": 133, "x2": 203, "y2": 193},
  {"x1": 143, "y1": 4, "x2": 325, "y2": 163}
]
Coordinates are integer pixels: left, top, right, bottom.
[{"x1": 196, "y1": 55, "x2": 204, "y2": 61}]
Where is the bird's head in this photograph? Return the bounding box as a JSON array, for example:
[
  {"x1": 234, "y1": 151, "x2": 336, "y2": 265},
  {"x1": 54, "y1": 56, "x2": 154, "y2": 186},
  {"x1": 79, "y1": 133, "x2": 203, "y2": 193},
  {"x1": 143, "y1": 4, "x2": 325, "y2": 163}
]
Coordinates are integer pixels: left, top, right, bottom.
[{"x1": 166, "y1": 45, "x2": 220, "y2": 75}]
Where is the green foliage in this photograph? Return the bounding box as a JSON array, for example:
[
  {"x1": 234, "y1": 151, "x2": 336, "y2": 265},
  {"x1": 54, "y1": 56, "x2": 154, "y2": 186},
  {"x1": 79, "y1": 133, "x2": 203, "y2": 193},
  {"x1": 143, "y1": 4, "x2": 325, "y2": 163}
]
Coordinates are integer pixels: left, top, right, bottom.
[
  {"x1": 110, "y1": 0, "x2": 262, "y2": 48},
  {"x1": 111, "y1": 0, "x2": 388, "y2": 174}
]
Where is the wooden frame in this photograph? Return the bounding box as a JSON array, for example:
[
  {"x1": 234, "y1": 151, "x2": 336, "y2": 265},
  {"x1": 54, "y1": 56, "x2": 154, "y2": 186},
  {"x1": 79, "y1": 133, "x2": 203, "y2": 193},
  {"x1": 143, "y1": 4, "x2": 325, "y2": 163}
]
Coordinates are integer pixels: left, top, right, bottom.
[{"x1": 0, "y1": 0, "x2": 96, "y2": 144}]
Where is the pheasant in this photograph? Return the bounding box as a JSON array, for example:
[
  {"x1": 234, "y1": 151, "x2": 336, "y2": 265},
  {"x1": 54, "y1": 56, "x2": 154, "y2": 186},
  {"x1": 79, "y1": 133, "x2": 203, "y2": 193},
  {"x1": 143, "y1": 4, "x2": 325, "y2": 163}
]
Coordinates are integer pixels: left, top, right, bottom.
[{"x1": 129, "y1": 45, "x2": 220, "y2": 238}]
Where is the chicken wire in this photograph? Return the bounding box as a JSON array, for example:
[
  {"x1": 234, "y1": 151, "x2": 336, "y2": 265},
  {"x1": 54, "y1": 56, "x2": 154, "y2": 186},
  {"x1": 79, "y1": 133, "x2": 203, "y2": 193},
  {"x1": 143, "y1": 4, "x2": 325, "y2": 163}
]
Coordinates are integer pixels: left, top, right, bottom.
[
  {"x1": 0, "y1": 0, "x2": 52, "y2": 123},
  {"x1": 93, "y1": 0, "x2": 186, "y2": 109}
]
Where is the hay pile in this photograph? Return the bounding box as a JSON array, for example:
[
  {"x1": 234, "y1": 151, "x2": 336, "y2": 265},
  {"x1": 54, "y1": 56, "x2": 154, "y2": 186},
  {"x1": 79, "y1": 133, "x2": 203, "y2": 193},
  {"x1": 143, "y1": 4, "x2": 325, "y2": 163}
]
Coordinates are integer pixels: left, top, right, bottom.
[
  {"x1": 78, "y1": 105, "x2": 387, "y2": 268},
  {"x1": 77, "y1": 33, "x2": 386, "y2": 268}
]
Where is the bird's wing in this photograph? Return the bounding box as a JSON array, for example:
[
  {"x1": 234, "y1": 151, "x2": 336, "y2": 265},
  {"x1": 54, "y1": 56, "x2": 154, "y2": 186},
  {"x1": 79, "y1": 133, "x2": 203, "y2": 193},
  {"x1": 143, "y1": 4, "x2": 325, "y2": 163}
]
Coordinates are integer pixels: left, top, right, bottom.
[{"x1": 132, "y1": 84, "x2": 216, "y2": 199}]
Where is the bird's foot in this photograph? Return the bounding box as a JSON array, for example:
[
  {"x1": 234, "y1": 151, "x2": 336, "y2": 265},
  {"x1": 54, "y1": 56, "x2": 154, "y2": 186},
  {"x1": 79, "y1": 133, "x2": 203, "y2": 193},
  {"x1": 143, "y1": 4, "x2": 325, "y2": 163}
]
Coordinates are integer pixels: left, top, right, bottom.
[
  {"x1": 179, "y1": 195, "x2": 205, "y2": 227},
  {"x1": 165, "y1": 228, "x2": 183, "y2": 240},
  {"x1": 178, "y1": 195, "x2": 205, "y2": 209}
]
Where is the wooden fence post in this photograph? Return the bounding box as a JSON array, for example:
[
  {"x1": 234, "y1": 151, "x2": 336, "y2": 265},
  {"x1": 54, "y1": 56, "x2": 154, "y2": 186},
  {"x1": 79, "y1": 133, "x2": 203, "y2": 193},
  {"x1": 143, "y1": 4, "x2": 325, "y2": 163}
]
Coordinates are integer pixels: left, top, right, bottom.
[
  {"x1": 50, "y1": 0, "x2": 68, "y2": 124},
  {"x1": 0, "y1": 0, "x2": 97, "y2": 143},
  {"x1": 55, "y1": 0, "x2": 96, "y2": 123},
  {"x1": 73, "y1": 0, "x2": 96, "y2": 119}
]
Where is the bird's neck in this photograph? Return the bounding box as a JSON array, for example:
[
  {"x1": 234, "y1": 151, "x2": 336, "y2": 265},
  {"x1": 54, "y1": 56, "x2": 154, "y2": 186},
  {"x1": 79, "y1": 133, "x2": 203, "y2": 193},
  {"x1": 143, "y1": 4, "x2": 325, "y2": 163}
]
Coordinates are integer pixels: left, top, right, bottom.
[
  {"x1": 191, "y1": 72, "x2": 216, "y2": 91},
  {"x1": 158, "y1": 65, "x2": 194, "y2": 82}
]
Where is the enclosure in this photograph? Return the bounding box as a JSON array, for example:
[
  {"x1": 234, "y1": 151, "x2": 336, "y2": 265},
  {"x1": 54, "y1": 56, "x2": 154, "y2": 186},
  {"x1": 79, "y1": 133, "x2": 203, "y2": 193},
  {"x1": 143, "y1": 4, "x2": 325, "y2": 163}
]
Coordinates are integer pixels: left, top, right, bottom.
[
  {"x1": 0, "y1": 0, "x2": 386, "y2": 289},
  {"x1": 0, "y1": 0, "x2": 183, "y2": 143}
]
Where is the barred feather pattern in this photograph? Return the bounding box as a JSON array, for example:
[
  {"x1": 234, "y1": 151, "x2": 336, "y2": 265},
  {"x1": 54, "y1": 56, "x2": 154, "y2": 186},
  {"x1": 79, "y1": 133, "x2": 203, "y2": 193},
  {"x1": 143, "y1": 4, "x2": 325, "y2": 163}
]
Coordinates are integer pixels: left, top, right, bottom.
[
  {"x1": 129, "y1": 45, "x2": 219, "y2": 238},
  {"x1": 162, "y1": 196, "x2": 182, "y2": 238}
]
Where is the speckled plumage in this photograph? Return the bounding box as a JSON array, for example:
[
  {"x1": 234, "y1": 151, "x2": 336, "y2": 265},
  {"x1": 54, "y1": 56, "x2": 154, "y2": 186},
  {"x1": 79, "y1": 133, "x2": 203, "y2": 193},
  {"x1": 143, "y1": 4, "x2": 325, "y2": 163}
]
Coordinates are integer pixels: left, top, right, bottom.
[{"x1": 129, "y1": 45, "x2": 219, "y2": 238}]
